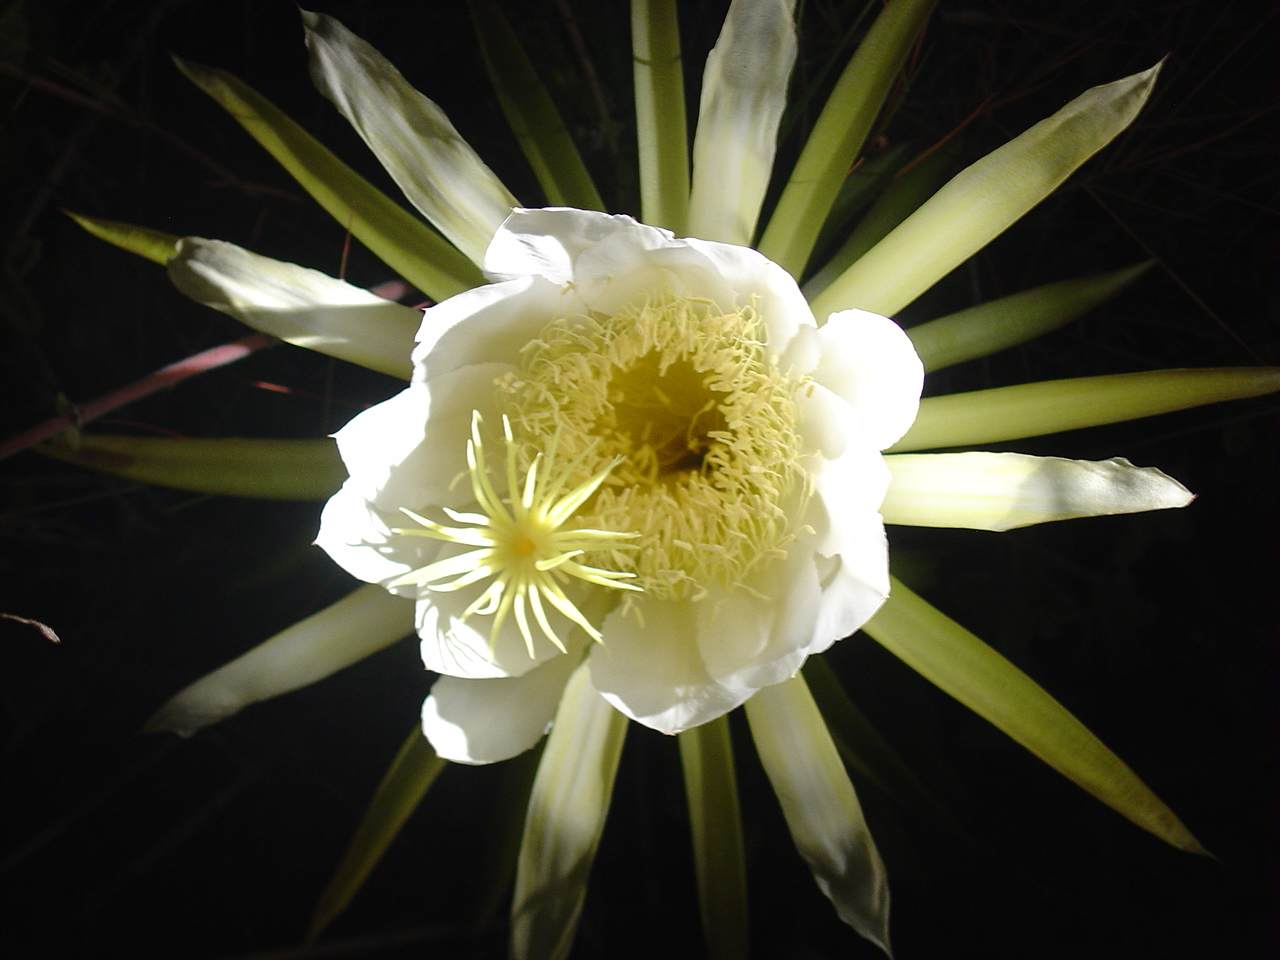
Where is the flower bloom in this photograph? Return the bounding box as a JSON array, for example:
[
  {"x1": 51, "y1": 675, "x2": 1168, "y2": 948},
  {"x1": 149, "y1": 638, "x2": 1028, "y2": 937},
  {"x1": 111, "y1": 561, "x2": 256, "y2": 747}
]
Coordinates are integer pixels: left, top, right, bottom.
[{"x1": 317, "y1": 207, "x2": 924, "y2": 760}]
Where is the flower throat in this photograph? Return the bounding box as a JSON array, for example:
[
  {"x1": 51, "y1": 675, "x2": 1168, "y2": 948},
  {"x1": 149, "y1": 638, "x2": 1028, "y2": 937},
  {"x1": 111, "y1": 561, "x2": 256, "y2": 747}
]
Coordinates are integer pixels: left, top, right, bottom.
[{"x1": 498, "y1": 295, "x2": 808, "y2": 601}]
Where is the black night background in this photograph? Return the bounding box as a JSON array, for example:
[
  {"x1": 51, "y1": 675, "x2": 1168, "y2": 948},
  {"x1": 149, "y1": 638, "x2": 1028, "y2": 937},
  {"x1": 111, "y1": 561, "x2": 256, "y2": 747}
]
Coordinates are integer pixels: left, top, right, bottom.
[{"x1": 2, "y1": 1, "x2": 1277, "y2": 957}]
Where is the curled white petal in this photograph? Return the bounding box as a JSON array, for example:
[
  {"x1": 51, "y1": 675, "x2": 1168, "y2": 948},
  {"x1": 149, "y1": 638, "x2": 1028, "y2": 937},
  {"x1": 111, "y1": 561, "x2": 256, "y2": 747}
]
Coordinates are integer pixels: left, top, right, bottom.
[
  {"x1": 810, "y1": 308, "x2": 924, "y2": 451},
  {"x1": 302, "y1": 9, "x2": 517, "y2": 265},
  {"x1": 168, "y1": 238, "x2": 420, "y2": 377},
  {"x1": 421, "y1": 651, "x2": 580, "y2": 764}
]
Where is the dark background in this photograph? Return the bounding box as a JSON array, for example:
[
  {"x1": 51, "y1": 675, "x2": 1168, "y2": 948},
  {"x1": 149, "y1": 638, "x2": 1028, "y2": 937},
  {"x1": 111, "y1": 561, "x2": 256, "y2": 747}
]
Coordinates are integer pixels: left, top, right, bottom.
[{"x1": 2, "y1": 1, "x2": 1277, "y2": 957}]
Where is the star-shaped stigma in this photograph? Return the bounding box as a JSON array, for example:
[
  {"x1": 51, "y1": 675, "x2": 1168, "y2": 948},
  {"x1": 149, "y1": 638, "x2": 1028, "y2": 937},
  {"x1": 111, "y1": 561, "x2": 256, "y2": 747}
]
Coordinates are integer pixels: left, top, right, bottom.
[{"x1": 387, "y1": 411, "x2": 641, "y2": 657}]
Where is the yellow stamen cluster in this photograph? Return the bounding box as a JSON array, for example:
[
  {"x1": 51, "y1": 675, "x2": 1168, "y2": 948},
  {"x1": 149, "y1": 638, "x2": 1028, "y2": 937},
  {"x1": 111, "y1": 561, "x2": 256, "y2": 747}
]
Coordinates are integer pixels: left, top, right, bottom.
[
  {"x1": 499, "y1": 295, "x2": 808, "y2": 601},
  {"x1": 387, "y1": 411, "x2": 641, "y2": 656}
]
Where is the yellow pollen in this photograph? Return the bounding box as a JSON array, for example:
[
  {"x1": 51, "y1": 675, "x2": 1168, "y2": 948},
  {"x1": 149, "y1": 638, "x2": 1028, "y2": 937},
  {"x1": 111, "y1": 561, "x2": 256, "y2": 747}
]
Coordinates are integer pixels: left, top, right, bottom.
[
  {"x1": 385, "y1": 411, "x2": 641, "y2": 658},
  {"x1": 497, "y1": 294, "x2": 809, "y2": 601}
]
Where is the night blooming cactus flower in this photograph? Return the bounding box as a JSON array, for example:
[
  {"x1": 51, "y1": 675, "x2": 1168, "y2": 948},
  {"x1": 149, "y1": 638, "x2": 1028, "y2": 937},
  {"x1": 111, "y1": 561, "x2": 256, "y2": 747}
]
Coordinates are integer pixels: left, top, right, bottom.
[
  {"x1": 315, "y1": 206, "x2": 924, "y2": 753},
  {"x1": 31, "y1": 0, "x2": 1280, "y2": 957}
]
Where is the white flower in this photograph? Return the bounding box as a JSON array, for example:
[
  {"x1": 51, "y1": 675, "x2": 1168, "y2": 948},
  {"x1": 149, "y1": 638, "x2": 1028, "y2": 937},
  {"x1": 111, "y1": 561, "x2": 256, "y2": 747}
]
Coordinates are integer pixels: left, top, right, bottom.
[{"x1": 315, "y1": 206, "x2": 924, "y2": 761}]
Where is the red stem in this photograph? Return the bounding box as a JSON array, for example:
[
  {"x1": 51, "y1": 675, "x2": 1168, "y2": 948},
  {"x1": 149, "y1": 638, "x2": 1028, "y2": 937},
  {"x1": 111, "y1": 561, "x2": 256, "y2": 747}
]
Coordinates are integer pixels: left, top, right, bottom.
[{"x1": 1, "y1": 334, "x2": 276, "y2": 461}]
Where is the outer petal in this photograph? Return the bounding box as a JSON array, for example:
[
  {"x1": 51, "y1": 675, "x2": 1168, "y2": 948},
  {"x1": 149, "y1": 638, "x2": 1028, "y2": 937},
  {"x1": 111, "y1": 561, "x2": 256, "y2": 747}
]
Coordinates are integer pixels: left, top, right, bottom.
[
  {"x1": 332, "y1": 363, "x2": 512, "y2": 509},
  {"x1": 881, "y1": 452, "x2": 1195, "y2": 531},
  {"x1": 810, "y1": 443, "x2": 893, "y2": 557},
  {"x1": 484, "y1": 209, "x2": 814, "y2": 356},
  {"x1": 808, "y1": 444, "x2": 893, "y2": 650},
  {"x1": 302, "y1": 9, "x2": 517, "y2": 265},
  {"x1": 588, "y1": 598, "x2": 743, "y2": 735},
  {"x1": 421, "y1": 651, "x2": 580, "y2": 764},
  {"x1": 483, "y1": 207, "x2": 672, "y2": 283},
  {"x1": 811, "y1": 308, "x2": 924, "y2": 450},
  {"x1": 589, "y1": 539, "x2": 821, "y2": 735},
  {"x1": 410, "y1": 275, "x2": 577, "y2": 382},
  {"x1": 167, "y1": 238, "x2": 420, "y2": 377},
  {"x1": 688, "y1": 0, "x2": 798, "y2": 245},
  {"x1": 809, "y1": 532, "x2": 890, "y2": 655},
  {"x1": 316, "y1": 482, "x2": 442, "y2": 597},
  {"x1": 415, "y1": 584, "x2": 573, "y2": 680},
  {"x1": 694, "y1": 536, "x2": 823, "y2": 692}
]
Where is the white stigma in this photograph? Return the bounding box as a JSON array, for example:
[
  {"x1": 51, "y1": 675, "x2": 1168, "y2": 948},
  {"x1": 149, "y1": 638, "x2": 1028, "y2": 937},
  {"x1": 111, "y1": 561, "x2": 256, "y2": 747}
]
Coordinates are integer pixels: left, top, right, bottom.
[{"x1": 386, "y1": 411, "x2": 641, "y2": 658}]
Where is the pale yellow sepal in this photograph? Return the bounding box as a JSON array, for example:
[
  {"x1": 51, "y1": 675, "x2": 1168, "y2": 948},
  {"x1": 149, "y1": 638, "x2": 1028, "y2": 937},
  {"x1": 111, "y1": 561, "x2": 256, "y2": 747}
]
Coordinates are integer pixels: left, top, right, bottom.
[
  {"x1": 147, "y1": 585, "x2": 413, "y2": 736},
  {"x1": 812, "y1": 63, "x2": 1162, "y2": 318},
  {"x1": 64, "y1": 211, "x2": 179, "y2": 265},
  {"x1": 758, "y1": 0, "x2": 936, "y2": 277},
  {"x1": 39, "y1": 434, "x2": 343, "y2": 501},
  {"x1": 173, "y1": 56, "x2": 480, "y2": 301},
  {"x1": 168, "y1": 238, "x2": 421, "y2": 378},
  {"x1": 907, "y1": 262, "x2": 1152, "y2": 372},
  {"x1": 863, "y1": 578, "x2": 1207, "y2": 854},
  {"x1": 688, "y1": 0, "x2": 797, "y2": 245},
  {"x1": 511, "y1": 664, "x2": 627, "y2": 960},
  {"x1": 881, "y1": 452, "x2": 1193, "y2": 531},
  {"x1": 308, "y1": 727, "x2": 446, "y2": 940},
  {"x1": 302, "y1": 10, "x2": 518, "y2": 267},
  {"x1": 632, "y1": 0, "x2": 689, "y2": 233},
  {"x1": 892, "y1": 367, "x2": 1280, "y2": 451},
  {"x1": 745, "y1": 675, "x2": 891, "y2": 954}
]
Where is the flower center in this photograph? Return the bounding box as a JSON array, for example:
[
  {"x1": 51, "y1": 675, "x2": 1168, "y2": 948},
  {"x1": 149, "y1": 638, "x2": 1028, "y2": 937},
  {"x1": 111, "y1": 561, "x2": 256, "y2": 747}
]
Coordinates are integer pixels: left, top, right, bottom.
[{"x1": 499, "y1": 295, "x2": 808, "y2": 601}]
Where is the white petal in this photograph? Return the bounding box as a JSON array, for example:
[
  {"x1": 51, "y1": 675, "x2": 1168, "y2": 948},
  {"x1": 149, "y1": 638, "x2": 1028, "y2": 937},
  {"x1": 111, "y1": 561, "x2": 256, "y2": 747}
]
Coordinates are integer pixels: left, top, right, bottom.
[
  {"x1": 147, "y1": 585, "x2": 412, "y2": 735},
  {"x1": 882, "y1": 452, "x2": 1195, "y2": 531},
  {"x1": 410, "y1": 275, "x2": 574, "y2": 383},
  {"x1": 588, "y1": 597, "x2": 745, "y2": 735},
  {"x1": 479, "y1": 209, "x2": 814, "y2": 359},
  {"x1": 694, "y1": 535, "x2": 821, "y2": 692},
  {"x1": 483, "y1": 207, "x2": 669, "y2": 283},
  {"x1": 421, "y1": 652, "x2": 579, "y2": 764},
  {"x1": 688, "y1": 0, "x2": 798, "y2": 245},
  {"x1": 332, "y1": 363, "x2": 512, "y2": 509},
  {"x1": 811, "y1": 443, "x2": 892, "y2": 557},
  {"x1": 415, "y1": 586, "x2": 572, "y2": 680},
  {"x1": 809, "y1": 537, "x2": 890, "y2": 655},
  {"x1": 302, "y1": 10, "x2": 517, "y2": 265},
  {"x1": 812, "y1": 308, "x2": 924, "y2": 450},
  {"x1": 808, "y1": 448, "x2": 893, "y2": 650},
  {"x1": 167, "y1": 238, "x2": 420, "y2": 377},
  {"x1": 681, "y1": 236, "x2": 815, "y2": 357},
  {"x1": 315, "y1": 481, "x2": 443, "y2": 596},
  {"x1": 745, "y1": 675, "x2": 892, "y2": 953}
]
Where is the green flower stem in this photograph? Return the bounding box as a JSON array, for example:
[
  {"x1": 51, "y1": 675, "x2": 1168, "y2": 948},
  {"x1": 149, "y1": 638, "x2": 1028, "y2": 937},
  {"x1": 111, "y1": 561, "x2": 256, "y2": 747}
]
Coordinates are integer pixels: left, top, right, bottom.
[
  {"x1": 810, "y1": 64, "x2": 1161, "y2": 319},
  {"x1": 864, "y1": 578, "x2": 1207, "y2": 854},
  {"x1": 512, "y1": 664, "x2": 628, "y2": 960},
  {"x1": 174, "y1": 57, "x2": 482, "y2": 301},
  {"x1": 678, "y1": 716, "x2": 749, "y2": 960},
  {"x1": 802, "y1": 141, "x2": 958, "y2": 301},
  {"x1": 472, "y1": 2, "x2": 604, "y2": 211},
  {"x1": 37, "y1": 435, "x2": 344, "y2": 499},
  {"x1": 892, "y1": 367, "x2": 1280, "y2": 451},
  {"x1": 908, "y1": 262, "x2": 1153, "y2": 372},
  {"x1": 631, "y1": 0, "x2": 689, "y2": 233},
  {"x1": 64, "y1": 211, "x2": 179, "y2": 265},
  {"x1": 758, "y1": 0, "x2": 935, "y2": 278},
  {"x1": 308, "y1": 727, "x2": 447, "y2": 940}
]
